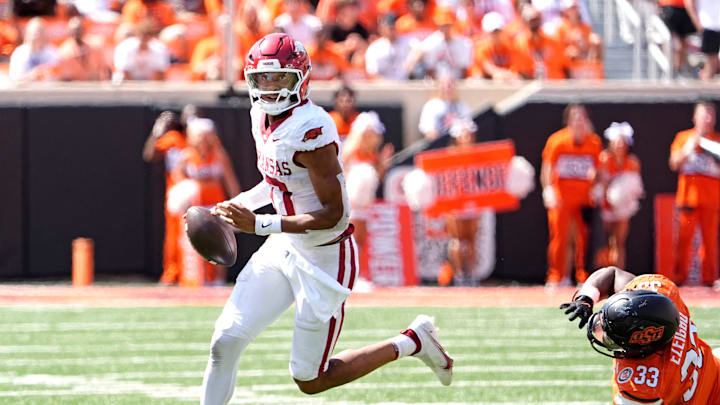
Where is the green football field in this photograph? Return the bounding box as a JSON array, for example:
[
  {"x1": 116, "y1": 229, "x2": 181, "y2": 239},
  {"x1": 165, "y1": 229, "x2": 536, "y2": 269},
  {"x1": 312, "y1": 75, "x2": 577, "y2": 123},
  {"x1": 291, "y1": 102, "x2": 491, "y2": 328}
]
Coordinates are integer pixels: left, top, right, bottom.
[{"x1": 1, "y1": 305, "x2": 719, "y2": 404}]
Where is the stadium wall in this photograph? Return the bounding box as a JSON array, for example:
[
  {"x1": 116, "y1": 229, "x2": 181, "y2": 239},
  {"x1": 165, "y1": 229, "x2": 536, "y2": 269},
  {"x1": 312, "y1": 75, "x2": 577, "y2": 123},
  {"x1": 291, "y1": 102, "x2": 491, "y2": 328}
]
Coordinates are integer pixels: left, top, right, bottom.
[
  {"x1": 1, "y1": 87, "x2": 717, "y2": 283},
  {"x1": 0, "y1": 101, "x2": 404, "y2": 280}
]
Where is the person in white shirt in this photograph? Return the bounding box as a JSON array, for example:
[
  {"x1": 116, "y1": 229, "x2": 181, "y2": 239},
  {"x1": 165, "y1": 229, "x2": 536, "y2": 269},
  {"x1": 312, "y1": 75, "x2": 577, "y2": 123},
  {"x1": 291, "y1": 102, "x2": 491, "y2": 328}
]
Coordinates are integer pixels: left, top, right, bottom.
[
  {"x1": 532, "y1": 0, "x2": 590, "y2": 36},
  {"x1": 113, "y1": 20, "x2": 170, "y2": 81},
  {"x1": 418, "y1": 76, "x2": 473, "y2": 140},
  {"x1": 273, "y1": 0, "x2": 322, "y2": 46},
  {"x1": 685, "y1": 0, "x2": 720, "y2": 80},
  {"x1": 364, "y1": 13, "x2": 417, "y2": 80},
  {"x1": 9, "y1": 17, "x2": 58, "y2": 82},
  {"x1": 408, "y1": 7, "x2": 473, "y2": 80}
]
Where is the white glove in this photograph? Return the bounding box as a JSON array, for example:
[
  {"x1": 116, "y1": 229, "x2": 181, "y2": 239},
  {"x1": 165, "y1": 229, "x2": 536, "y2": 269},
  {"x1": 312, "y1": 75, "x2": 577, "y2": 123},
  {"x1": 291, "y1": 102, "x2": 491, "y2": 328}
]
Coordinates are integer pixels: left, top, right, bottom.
[{"x1": 542, "y1": 186, "x2": 558, "y2": 209}]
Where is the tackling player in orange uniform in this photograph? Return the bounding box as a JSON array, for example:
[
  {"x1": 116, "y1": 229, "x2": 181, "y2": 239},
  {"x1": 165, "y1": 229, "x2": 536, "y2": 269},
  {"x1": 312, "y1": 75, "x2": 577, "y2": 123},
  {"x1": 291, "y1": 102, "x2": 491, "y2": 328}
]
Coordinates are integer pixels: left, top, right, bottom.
[
  {"x1": 541, "y1": 104, "x2": 603, "y2": 287},
  {"x1": 561, "y1": 267, "x2": 720, "y2": 404}
]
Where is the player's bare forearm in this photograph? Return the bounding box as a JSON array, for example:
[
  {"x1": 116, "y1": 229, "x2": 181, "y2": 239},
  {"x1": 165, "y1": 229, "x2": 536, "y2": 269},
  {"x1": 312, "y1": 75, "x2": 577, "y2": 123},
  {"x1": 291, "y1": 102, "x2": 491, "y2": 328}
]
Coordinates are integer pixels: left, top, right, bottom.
[
  {"x1": 540, "y1": 161, "x2": 552, "y2": 189},
  {"x1": 284, "y1": 144, "x2": 345, "y2": 233},
  {"x1": 583, "y1": 266, "x2": 636, "y2": 300}
]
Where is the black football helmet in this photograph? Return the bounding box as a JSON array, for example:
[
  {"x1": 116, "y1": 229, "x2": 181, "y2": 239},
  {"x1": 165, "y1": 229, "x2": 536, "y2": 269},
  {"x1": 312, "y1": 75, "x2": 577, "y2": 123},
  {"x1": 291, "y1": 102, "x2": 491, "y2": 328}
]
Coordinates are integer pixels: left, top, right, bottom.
[{"x1": 586, "y1": 289, "x2": 679, "y2": 359}]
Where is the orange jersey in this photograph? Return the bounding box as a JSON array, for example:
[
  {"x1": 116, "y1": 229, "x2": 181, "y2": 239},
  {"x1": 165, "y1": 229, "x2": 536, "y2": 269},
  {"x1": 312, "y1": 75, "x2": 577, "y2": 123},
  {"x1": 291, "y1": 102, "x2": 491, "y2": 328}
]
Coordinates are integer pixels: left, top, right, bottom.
[
  {"x1": 470, "y1": 34, "x2": 514, "y2": 78},
  {"x1": 542, "y1": 127, "x2": 602, "y2": 206},
  {"x1": 554, "y1": 19, "x2": 593, "y2": 59},
  {"x1": 513, "y1": 31, "x2": 570, "y2": 79},
  {"x1": 671, "y1": 129, "x2": 720, "y2": 209},
  {"x1": 612, "y1": 274, "x2": 720, "y2": 405},
  {"x1": 329, "y1": 110, "x2": 359, "y2": 140},
  {"x1": 182, "y1": 148, "x2": 226, "y2": 205},
  {"x1": 156, "y1": 130, "x2": 187, "y2": 188}
]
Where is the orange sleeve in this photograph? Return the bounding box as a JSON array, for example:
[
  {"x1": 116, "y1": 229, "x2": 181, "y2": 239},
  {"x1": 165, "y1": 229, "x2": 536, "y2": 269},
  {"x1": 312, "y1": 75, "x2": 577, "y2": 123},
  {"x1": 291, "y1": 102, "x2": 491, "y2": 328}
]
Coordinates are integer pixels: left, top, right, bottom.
[
  {"x1": 628, "y1": 155, "x2": 641, "y2": 172},
  {"x1": 670, "y1": 130, "x2": 689, "y2": 155},
  {"x1": 156, "y1": 130, "x2": 186, "y2": 152},
  {"x1": 542, "y1": 132, "x2": 561, "y2": 164}
]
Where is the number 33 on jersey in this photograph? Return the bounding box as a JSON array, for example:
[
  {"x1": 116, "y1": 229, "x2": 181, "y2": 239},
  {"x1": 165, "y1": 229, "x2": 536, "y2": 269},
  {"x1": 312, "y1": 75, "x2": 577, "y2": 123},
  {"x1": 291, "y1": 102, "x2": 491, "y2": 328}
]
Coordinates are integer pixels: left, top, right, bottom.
[{"x1": 612, "y1": 275, "x2": 720, "y2": 404}]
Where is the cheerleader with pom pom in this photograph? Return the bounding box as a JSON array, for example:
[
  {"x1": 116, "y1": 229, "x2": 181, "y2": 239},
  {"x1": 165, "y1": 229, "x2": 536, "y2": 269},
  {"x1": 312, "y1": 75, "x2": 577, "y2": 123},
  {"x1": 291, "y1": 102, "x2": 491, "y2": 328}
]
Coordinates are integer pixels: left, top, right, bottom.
[{"x1": 597, "y1": 122, "x2": 643, "y2": 269}]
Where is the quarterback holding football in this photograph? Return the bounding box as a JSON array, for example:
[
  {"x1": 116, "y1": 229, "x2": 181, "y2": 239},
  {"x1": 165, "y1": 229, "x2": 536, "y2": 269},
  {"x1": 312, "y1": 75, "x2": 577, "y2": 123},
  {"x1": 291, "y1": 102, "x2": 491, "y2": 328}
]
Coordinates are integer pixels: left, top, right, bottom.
[
  {"x1": 561, "y1": 266, "x2": 720, "y2": 404},
  {"x1": 200, "y1": 33, "x2": 453, "y2": 404}
]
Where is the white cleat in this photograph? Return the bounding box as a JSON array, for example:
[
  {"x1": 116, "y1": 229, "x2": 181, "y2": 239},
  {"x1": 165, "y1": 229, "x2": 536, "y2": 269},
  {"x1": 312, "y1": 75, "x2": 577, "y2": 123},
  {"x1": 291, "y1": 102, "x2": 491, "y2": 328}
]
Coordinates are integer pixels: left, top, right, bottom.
[{"x1": 403, "y1": 314, "x2": 454, "y2": 386}]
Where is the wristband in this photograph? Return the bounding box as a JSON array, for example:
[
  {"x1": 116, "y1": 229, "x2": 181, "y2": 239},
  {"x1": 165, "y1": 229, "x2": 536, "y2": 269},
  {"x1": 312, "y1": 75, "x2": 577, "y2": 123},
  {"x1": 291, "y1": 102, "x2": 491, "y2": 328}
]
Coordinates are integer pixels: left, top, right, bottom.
[
  {"x1": 255, "y1": 214, "x2": 282, "y2": 236},
  {"x1": 576, "y1": 284, "x2": 601, "y2": 304}
]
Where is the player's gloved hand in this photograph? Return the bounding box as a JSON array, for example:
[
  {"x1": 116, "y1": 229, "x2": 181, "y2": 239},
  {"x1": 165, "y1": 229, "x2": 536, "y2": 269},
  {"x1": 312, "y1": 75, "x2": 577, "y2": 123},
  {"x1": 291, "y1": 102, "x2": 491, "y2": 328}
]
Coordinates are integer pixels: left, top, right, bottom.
[{"x1": 559, "y1": 295, "x2": 594, "y2": 329}]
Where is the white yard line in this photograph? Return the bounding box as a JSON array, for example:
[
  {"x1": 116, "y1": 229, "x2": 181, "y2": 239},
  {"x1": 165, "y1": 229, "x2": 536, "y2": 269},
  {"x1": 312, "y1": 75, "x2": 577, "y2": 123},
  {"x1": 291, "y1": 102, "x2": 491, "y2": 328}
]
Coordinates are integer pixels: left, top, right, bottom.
[
  {"x1": 0, "y1": 338, "x2": 592, "y2": 355},
  {"x1": 0, "y1": 351, "x2": 602, "y2": 367},
  {"x1": 0, "y1": 372, "x2": 610, "y2": 403}
]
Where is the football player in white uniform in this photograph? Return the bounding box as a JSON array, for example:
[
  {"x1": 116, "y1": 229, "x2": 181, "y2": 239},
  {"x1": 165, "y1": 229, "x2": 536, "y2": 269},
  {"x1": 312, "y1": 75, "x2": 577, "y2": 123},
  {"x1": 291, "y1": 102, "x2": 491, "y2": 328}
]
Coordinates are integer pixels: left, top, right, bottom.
[{"x1": 203, "y1": 33, "x2": 454, "y2": 404}]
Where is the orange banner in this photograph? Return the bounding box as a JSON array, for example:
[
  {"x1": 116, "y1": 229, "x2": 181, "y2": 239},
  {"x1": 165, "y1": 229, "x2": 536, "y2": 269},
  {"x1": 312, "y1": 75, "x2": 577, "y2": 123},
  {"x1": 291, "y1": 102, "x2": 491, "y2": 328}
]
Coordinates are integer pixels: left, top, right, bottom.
[{"x1": 416, "y1": 140, "x2": 519, "y2": 216}]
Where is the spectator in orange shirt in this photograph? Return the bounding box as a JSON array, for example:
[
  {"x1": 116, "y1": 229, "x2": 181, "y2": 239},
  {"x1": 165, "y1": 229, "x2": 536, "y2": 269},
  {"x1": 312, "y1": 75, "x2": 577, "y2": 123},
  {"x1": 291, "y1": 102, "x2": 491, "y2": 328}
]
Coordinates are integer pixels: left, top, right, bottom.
[
  {"x1": 554, "y1": 0, "x2": 601, "y2": 62},
  {"x1": 328, "y1": 84, "x2": 360, "y2": 141},
  {"x1": 56, "y1": 17, "x2": 111, "y2": 80},
  {"x1": 395, "y1": 0, "x2": 436, "y2": 41},
  {"x1": 306, "y1": 25, "x2": 349, "y2": 80},
  {"x1": 669, "y1": 102, "x2": 720, "y2": 288},
  {"x1": 541, "y1": 104, "x2": 602, "y2": 289},
  {"x1": 659, "y1": 0, "x2": 695, "y2": 73},
  {"x1": 122, "y1": 0, "x2": 175, "y2": 29},
  {"x1": 597, "y1": 122, "x2": 643, "y2": 269},
  {"x1": 512, "y1": 4, "x2": 570, "y2": 79},
  {"x1": 470, "y1": 11, "x2": 521, "y2": 80}
]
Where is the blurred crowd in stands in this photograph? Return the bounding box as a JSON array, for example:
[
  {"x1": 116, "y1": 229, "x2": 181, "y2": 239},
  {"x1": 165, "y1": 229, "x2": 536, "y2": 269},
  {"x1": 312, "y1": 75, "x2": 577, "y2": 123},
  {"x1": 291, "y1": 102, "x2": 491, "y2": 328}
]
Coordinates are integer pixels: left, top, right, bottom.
[{"x1": 0, "y1": 0, "x2": 612, "y2": 82}]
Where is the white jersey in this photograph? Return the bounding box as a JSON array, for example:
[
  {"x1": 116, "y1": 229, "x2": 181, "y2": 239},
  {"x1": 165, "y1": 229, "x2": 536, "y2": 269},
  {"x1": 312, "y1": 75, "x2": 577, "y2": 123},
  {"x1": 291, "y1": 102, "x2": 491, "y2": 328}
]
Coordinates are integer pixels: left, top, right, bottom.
[{"x1": 251, "y1": 100, "x2": 351, "y2": 248}]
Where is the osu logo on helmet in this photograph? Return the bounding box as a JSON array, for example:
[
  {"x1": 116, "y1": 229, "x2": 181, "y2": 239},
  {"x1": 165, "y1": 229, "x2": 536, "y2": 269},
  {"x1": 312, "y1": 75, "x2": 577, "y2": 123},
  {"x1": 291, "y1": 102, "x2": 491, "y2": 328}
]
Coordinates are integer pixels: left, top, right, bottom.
[
  {"x1": 245, "y1": 33, "x2": 312, "y2": 116},
  {"x1": 629, "y1": 326, "x2": 665, "y2": 345}
]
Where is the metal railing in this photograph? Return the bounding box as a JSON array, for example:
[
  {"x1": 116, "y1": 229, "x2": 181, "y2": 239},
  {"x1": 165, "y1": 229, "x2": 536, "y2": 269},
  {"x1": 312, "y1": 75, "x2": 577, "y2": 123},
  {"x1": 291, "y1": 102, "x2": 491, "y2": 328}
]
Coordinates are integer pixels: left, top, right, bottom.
[
  {"x1": 647, "y1": 14, "x2": 674, "y2": 81},
  {"x1": 604, "y1": 0, "x2": 643, "y2": 80}
]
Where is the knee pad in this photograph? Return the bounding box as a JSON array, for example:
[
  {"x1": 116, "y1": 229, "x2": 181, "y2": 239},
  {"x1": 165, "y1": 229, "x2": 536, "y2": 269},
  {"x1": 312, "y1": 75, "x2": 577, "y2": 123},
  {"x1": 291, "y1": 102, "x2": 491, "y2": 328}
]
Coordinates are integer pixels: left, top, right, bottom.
[{"x1": 208, "y1": 316, "x2": 253, "y2": 365}]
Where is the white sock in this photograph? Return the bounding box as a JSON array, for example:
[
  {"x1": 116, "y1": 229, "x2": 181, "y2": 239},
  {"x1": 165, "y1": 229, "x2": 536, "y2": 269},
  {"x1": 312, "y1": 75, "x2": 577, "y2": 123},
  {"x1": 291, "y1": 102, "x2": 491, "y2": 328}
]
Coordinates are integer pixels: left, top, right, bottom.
[{"x1": 389, "y1": 334, "x2": 417, "y2": 359}]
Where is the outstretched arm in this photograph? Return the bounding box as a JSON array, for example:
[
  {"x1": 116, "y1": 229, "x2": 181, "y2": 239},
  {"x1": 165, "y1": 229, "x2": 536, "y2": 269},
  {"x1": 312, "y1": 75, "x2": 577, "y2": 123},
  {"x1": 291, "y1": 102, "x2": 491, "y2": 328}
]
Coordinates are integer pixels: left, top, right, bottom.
[{"x1": 559, "y1": 266, "x2": 636, "y2": 328}]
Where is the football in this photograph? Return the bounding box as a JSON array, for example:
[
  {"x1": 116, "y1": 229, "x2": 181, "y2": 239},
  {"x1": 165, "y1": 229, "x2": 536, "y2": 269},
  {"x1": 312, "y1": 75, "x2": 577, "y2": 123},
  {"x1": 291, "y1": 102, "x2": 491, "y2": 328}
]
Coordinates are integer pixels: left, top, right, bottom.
[{"x1": 185, "y1": 206, "x2": 238, "y2": 266}]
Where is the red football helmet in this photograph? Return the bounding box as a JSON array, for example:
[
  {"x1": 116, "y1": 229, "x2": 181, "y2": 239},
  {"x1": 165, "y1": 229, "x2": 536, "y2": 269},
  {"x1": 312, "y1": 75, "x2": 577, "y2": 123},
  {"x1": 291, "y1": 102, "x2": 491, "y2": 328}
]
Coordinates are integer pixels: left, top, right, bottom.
[{"x1": 244, "y1": 33, "x2": 312, "y2": 115}]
